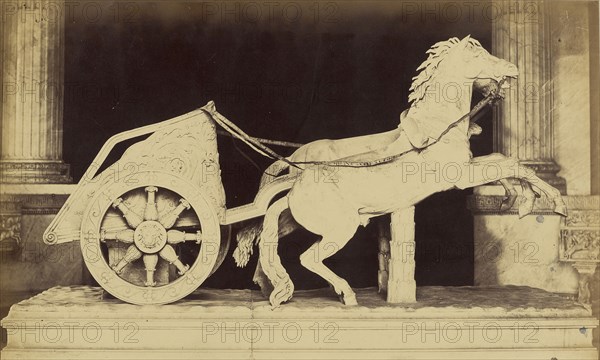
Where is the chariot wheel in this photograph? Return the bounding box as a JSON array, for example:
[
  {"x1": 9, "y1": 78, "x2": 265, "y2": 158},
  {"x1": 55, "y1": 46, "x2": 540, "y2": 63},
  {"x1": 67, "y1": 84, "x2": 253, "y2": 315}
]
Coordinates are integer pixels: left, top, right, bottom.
[{"x1": 80, "y1": 171, "x2": 222, "y2": 305}]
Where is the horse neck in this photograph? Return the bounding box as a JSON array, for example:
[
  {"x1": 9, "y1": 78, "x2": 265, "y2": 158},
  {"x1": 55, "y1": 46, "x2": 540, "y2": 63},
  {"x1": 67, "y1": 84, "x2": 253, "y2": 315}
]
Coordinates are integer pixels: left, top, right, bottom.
[{"x1": 410, "y1": 75, "x2": 474, "y2": 122}]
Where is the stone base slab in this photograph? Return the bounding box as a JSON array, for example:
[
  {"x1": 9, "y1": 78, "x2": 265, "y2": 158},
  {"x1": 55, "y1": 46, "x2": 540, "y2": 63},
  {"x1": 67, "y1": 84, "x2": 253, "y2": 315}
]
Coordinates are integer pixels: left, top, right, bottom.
[
  {"x1": 1, "y1": 348, "x2": 597, "y2": 360},
  {"x1": 1, "y1": 286, "x2": 598, "y2": 359}
]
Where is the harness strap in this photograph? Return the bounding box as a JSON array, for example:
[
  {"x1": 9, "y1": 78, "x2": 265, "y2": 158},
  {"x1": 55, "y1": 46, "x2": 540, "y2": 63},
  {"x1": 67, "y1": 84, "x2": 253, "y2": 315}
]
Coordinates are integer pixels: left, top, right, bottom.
[
  {"x1": 293, "y1": 79, "x2": 505, "y2": 168},
  {"x1": 201, "y1": 108, "x2": 303, "y2": 169},
  {"x1": 205, "y1": 78, "x2": 506, "y2": 169}
]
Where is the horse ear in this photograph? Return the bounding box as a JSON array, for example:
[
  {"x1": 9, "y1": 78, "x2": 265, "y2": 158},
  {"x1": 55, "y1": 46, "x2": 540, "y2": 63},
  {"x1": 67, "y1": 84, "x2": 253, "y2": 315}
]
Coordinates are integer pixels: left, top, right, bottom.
[{"x1": 461, "y1": 35, "x2": 471, "y2": 47}]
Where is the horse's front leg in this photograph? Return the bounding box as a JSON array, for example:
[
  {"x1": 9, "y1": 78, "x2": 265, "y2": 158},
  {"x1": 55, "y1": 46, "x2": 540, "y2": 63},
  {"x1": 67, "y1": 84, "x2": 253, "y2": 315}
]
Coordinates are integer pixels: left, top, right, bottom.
[
  {"x1": 517, "y1": 180, "x2": 540, "y2": 218},
  {"x1": 457, "y1": 153, "x2": 566, "y2": 216},
  {"x1": 498, "y1": 178, "x2": 518, "y2": 211},
  {"x1": 497, "y1": 178, "x2": 538, "y2": 217}
]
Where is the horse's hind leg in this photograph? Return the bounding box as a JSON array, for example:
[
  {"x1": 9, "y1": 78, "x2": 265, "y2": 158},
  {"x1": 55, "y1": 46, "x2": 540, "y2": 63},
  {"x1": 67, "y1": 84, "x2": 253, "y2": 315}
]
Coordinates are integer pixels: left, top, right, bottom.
[{"x1": 299, "y1": 225, "x2": 359, "y2": 306}]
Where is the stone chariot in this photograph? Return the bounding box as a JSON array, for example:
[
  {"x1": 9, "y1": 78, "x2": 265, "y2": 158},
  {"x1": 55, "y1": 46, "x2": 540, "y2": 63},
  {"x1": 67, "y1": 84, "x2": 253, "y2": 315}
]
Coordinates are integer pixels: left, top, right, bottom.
[{"x1": 42, "y1": 100, "x2": 304, "y2": 305}]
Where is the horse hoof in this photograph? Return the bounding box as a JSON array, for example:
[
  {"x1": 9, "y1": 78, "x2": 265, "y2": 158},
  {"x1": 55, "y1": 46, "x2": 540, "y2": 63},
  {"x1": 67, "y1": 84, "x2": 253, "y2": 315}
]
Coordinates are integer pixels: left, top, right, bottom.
[
  {"x1": 340, "y1": 291, "x2": 358, "y2": 306},
  {"x1": 500, "y1": 196, "x2": 517, "y2": 211},
  {"x1": 254, "y1": 277, "x2": 274, "y2": 298},
  {"x1": 343, "y1": 295, "x2": 358, "y2": 306},
  {"x1": 518, "y1": 208, "x2": 532, "y2": 219},
  {"x1": 518, "y1": 200, "x2": 534, "y2": 219},
  {"x1": 554, "y1": 203, "x2": 568, "y2": 217},
  {"x1": 269, "y1": 293, "x2": 292, "y2": 308},
  {"x1": 269, "y1": 297, "x2": 281, "y2": 309}
]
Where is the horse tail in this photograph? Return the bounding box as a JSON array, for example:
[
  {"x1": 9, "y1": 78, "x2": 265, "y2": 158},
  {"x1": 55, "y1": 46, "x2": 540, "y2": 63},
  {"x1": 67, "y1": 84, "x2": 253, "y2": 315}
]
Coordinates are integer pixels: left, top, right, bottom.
[
  {"x1": 233, "y1": 160, "x2": 290, "y2": 268},
  {"x1": 233, "y1": 223, "x2": 262, "y2": 268},
  {"x1": 259, "y1": 196, "x2": 294, "y2": 307}
]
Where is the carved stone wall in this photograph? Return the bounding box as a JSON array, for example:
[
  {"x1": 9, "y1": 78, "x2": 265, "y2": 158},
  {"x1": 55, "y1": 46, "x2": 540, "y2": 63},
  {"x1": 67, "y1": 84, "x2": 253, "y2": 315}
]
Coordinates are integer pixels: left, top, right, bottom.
[
  {"x1": 0, "y1": 203, "x2": 21, "y2": 254},
  {"x1": 0, "y1": 186, "x2": 82, "y2": 292},
  {"x1": 559, "y1": 196, "x2": 599, "y2": 304}
]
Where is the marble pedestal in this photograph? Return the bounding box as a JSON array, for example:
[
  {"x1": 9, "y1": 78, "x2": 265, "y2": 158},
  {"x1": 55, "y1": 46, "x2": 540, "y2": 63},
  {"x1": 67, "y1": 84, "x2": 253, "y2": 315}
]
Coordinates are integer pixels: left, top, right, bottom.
[
  {"x1": 470, "y1": 185, "x2": 580, "y2": 294},
  {"x1": 1, "y1": 286, "x2": 598, "y2": 359}
]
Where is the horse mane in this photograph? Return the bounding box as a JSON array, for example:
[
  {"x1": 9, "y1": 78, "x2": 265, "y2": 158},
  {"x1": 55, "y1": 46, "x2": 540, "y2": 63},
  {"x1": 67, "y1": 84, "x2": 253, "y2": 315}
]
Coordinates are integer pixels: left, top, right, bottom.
[{"x1": 408, "y1": 37, "x2": 483, "y2": 106}]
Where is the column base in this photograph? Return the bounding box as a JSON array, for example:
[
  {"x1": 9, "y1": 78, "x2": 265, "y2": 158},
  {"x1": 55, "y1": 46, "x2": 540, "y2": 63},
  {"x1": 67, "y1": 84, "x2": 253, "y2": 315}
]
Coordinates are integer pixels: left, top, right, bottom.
[
  {"x1": 521, "y1": 160, "x2": 567, "y2": 195},
  {"x1": 0, "y1": 161, "x2": 72, "y2": 184}
]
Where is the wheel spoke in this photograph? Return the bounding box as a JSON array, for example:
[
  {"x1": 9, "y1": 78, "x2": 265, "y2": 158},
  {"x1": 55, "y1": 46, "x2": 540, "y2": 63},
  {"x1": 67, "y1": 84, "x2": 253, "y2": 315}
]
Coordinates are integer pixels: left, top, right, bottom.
[
  {"x1": 159, "y1": 244, "x2": 189, "y2": 275},
  {"x1": 159, "y1": 198, "x2": 191, "y2": 229},
  {"x1": 167, "y1": 230, "x2": 202, "y2": 245},
  {"x1": 143, "y1": 186, "x2": 159, "y2": 221},
  {"x1": 111, "y1": 245, "x2": 142, "y2": 274},
  {"x1": 100, "y1": 229, "x2": 134, "y2": 243},
  {"x1": 112, "y1": 198, "x2": 143, "y2": 229},
  {"x1": 143, "y1": 254, "x2": 158, "y2": 287}
]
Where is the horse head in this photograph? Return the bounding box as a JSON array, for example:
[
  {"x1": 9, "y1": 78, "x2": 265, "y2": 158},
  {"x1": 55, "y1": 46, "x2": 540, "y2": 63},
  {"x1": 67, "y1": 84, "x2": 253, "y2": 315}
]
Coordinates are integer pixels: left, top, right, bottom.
[
  {"x1": 409, "y1": 36, "x2": 518, "y2": 107},
  {"x1": 403, "y1": 36, "x2": 518, "y2": 148},
  {"x1": 454, "y1": 35, "x2": 519, "y2": 84}
]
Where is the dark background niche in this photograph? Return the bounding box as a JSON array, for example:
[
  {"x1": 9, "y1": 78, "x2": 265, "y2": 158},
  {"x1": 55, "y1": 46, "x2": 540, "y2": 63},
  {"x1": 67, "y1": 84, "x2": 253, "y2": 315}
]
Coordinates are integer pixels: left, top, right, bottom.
[{"x1": 63, "y1": 1, "x2": 493, "y2": 290}]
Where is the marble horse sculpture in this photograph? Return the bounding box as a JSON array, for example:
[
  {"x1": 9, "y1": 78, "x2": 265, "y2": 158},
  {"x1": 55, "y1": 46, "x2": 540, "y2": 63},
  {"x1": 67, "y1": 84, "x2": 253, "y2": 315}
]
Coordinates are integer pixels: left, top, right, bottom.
[
  {"x1": 235, "y1": 76, "x2": 524, "y2": 297},
  {"x1": 245, "y1": 36, "x2": 567, "y2": 307}
]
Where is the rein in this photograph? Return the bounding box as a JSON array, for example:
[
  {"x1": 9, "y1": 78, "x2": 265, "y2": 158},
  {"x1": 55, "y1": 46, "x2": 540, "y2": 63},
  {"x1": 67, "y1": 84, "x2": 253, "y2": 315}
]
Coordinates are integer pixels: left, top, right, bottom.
[{"x1": 205, "y1": 78, "x2": 506, "y2": 170}]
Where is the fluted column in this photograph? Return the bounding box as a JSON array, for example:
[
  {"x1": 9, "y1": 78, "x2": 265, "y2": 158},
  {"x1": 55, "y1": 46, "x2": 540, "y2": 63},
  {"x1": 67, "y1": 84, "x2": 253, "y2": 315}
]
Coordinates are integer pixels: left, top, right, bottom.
[
  {"x1": 0, "y1": 0, "x2": 71, "y2": 183},
  {"x1": 492, "y1": 0, "x2": 565, "y2": 193}
]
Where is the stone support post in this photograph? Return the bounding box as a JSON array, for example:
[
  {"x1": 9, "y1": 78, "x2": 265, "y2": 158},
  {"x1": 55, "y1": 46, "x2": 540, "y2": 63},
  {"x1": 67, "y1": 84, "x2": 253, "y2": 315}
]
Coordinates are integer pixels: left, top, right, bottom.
[{"x1": 387, "y1": 207, "x2": 416, "y2": 303}]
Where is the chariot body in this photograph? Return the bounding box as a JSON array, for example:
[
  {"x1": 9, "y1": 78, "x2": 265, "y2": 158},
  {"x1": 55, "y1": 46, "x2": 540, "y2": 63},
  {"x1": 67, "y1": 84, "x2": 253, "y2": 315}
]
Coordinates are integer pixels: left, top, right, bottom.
[{"x1": 43, "y1": 101, "x2": 295, "y2": 305}]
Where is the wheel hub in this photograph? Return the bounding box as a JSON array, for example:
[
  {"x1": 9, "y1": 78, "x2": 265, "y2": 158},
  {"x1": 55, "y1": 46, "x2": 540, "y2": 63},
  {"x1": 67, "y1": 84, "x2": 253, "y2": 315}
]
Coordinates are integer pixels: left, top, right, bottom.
[{"x1": 134, "y1": 220, "x2": 167, "y2": 254}]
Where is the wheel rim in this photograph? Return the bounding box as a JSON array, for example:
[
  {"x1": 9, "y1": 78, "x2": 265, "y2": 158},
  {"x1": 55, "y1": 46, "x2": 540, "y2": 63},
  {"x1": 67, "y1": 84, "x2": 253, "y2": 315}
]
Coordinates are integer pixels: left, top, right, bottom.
[{"x1": 80, "y1": 172, "x2": 220, "y2": 305}]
